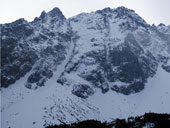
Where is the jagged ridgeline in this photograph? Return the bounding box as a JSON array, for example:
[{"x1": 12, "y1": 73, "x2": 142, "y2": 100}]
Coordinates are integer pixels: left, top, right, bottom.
[{"x1": 1, "y1": 7, "x2": 170, "y2": 96}]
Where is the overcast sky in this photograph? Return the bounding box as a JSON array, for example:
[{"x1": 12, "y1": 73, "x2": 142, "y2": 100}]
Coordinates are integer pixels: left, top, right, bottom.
[{"x1": 0, "y1": 0, "x2": 169, "y2": 25}]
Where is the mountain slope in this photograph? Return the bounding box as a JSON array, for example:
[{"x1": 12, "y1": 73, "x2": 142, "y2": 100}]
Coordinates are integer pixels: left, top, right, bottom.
[
  {"x1": 1, "y1": 62, "x2": 170, "y2": 128},
  {"x1": 1, "y1": 6, "x2": 170, "y2": 128},
  {"x1": 58, "y1": 7, "x2": 169, "y2": 96},
  {"x1": 1, "y1": 7, "x2": 72, "y2": 89}
]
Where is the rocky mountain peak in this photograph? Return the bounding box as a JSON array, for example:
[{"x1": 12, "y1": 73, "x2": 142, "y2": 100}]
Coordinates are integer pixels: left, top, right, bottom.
[
  {"x1": 94, "y1": 6, "x2": 149, "y2": 31},
  {"x1": 114, "y1": 6, "x2": 134, "y2": 13},
  {"x1": 96, "y1": 6, "x2": 132, "y2": 15},
  {"x1": 48, "y1": 7, "x2": 63, "y2": 17},
  {"x1": 157, "y1": 23, "x2": 170, "y2": 34},
  {"x1": 113, "y1": 6, "x2": 149, "y2": 30},
  {"x1": 32, "y1": 7, "x2": 66, "y2": 25},
  {"x1": 39, "y1": 11, "x2": 47, "y2": 19},
  {"x1": 158, "y1": 23, "x2": 166, "y2": 27},
  {"x1": 6, "y1": 18, "x2": 28, "y2": 27},
  {"x1": 14, "y1": 18, "x2": 27, "y2": 24},
  {"x1": 96, "y1": 7, "x2": 113, "y2": 15},
  {"x1": 45, "y1": 7, "x2": 66, "y2": 21}
]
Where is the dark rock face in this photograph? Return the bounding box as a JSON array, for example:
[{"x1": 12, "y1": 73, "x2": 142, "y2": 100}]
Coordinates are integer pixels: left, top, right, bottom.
[
  {"x1": 1, "y1": 48, "x2": 38, "y2": 87},
  {"x1": 162, "y1": 65, "x2": 170, "y2": 73},
  {"x1": 25, "y1": 44, "x2": 67, "y2": 89},
  {"x1": 111, "y1": 82, "x2": 145, "y2": 95},
  {"x1": 1, "y1": 20, "x2": 38, "y2": 88},
  {"x1": 75, "y1": 45, "x2": 155, "y2": 95},
  {"x1": 157, "y1": 55, "x2": 170, "y2": 73},
  {"x1": 59, "y1": 33, "x2": 158, "y2": 95},
  {"x1": 26, "y1": 68, "x2": 53, "y2": 88},
  {"x1": 72, "y1": 84, "x2": 94, "y2": 98},
  {"x1": 114, "y1": 7, "x2": 149, "y2": 31},
  {"x1": 1, "y1": 7, "x2": 71, "y2": 88}
]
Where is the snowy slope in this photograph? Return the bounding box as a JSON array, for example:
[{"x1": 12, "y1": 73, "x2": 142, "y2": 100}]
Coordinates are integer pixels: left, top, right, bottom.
[
  {"x1": 1, "y1": 42, "x2": 100, "y2": 128},
  {"x1": 1, "y1": 65, "x2": 170, "y2": 128},
  {"x1": 88, "y1": 65, "x2": 170, "y2": 121}
]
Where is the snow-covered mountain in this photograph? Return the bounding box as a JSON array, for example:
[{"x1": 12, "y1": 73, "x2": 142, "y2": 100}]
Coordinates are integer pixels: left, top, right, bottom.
[{"x1": 1, "y1": 6, "x2": 170, "y2": 128}]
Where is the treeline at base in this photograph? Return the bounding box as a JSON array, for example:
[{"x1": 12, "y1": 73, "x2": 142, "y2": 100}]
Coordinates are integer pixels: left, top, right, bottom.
[{"x1": 46, "y1": 113, "x2": 170, "y2": 128}]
